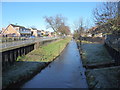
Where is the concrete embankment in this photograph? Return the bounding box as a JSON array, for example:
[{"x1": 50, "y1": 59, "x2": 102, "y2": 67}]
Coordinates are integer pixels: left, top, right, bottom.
[
  {"x1": 2, "y1": 38, "x2": 71, "y2": 89},
  {"x1": 76, "y1": 38, "x2": 120, "y2": 88}
]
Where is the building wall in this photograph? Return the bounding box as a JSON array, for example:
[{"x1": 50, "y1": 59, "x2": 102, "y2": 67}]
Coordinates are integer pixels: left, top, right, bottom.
[
  {"x1": 31, "y1": 29, "x2": 38, "y2": 37},
  {"x1": 37, "y1": 31, "x2": 41, "y2": 37},
  {"x1": 2, "y1": 25, "x2": 20, "y2": 36},
  {"x1": 41, "y1": 30, "x2": 46, "y2": 36},
  {"x1": 47, "y1": 32, "x2": 52, "y2": 37}
]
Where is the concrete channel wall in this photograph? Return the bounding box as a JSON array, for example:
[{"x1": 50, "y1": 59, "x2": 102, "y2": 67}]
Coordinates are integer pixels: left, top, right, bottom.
[
  {"x1": 1, "y1": 39, "x2": 57, "y2": 69},
  {"x1": 104, "y1": 42, "x2": 120, "y2": 65},
  {"x1": 104, "y1": 35, "x2": 120, "y2": 65}
]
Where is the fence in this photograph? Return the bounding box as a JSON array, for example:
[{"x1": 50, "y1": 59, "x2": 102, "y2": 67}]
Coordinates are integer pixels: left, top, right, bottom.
[
  {"x1": 0, "y1": 36, "x2": 60, "y2": 43},
  {"x1": 1, "y1": 39, "x2": 58, "y2": 70},
  {"x1": 0, "y1": 37, "x2": 27, "y2": 43}
]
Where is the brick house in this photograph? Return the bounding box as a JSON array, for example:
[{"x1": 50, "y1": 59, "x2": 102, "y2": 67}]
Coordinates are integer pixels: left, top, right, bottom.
[{"x1": 1, "y1": 24, "x2": 32, "y2": 37}]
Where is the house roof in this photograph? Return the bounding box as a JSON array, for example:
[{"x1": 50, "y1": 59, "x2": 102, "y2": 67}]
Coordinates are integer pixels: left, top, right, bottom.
[
  {"x1": 26, "y1": 28, "x2": 31, "y2": 30},
  {"x1": 88, "y1": 26, "x2": 98, "y2": 33},
  {"x1": 37, "y1": 30, "x2": 41, "y2": 32},
  {"x1": 31, "y1": 27, "x2": 37, "y2": 30},
  {"x1": 10, "y1": 24, "x2": 25, "y2": 28}
]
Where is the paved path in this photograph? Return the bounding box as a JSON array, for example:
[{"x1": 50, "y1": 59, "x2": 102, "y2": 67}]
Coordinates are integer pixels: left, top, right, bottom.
[{"x1": 21, "y1": 40, "x2": 88, "y2": 88}]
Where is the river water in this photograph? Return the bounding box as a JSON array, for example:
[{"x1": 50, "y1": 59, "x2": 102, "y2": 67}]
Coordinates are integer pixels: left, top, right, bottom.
[{"x1": 21, "y1": 40, "x2": 88, "y2": 88}]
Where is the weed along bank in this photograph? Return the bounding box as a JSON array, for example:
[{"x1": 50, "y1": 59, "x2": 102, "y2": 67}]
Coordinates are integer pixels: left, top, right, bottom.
[{"x1": 2, "y1": 37, "x2": 71, "y2": 89}]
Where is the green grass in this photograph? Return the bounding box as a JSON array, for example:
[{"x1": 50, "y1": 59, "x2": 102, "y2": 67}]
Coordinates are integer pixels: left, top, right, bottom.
[{"x1": 18, "y1": 38, "x2": 71, "y2": 62}]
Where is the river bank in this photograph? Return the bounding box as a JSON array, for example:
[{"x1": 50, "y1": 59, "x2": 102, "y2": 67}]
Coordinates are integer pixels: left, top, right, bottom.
[
  {"x1": 77, "y1": 39, "x2": 120, "y2": 88},
  {"x1": 20, "y1": 40, "x2": 88, "y2": 88},
  {"x1": 2, "y1": 37, "x2": 71, "y2": 89}
]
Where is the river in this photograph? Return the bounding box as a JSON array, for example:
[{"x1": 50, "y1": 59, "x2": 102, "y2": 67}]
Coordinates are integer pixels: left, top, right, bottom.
[{"x1": 21, "y1": 40, "x2": 88, "y2": 88}]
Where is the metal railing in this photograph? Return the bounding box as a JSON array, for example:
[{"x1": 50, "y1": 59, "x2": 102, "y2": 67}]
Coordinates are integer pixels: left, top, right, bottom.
[{"x1": 0, "y1": 36, "x2": 60, "y2": 50}]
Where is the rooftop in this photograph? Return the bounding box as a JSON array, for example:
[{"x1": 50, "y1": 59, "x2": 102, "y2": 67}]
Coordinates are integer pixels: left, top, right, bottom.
[{"x1": 10, "y1": 24, "x2": 25, "y2": 28}]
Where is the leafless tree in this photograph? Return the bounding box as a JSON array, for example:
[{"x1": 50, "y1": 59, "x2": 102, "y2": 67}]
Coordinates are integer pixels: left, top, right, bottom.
[
  {"x1": 44, "y1": 14, "x2": 71, "y2": 35},
  {"x1": 73, "y1": 18, "x2": 85, "y2": 45},
  {"x1": 44, "y1": 15, "x2": 66, "y2": 32},
  {"x1": 93, "y1": 2, "x2": 119, "y2": 33},
  {"x1": 73, "y1": 18, "x2": 85, "y2": 37},
  {"x1": 58, "y1": 23, "x2": 71, "y2": 35}
]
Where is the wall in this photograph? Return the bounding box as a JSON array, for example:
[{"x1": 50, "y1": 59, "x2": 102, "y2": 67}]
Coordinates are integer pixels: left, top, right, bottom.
[
  {"x1": 3, "y1": 25, "x2": 20, "y2": 36},
  {"x1": 2, "y1": 39, "x2": 57, "y2": 70},
  {"x1": 104, "y1": 35, "x2": 120, "y2": 65},
  {"x1": 81, "y1": 37, "x2": 105, "y2": 43}
]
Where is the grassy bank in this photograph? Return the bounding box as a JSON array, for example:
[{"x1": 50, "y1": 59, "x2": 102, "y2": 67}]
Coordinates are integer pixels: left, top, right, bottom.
[
  {"x1": 3, "y1": 37, "x2": 71, "y2": 88},
  {"x1": 79, "y1": 40, "x2": 113, "y2": 65},
  {"x1": 86, "y1": 66, "x2": 120, "y2": 88},
  {"x1": 77, "y1": 40, "x2": 119, "y2": 88},
  {"x1": 17, "y1": 37, "x2": 71, "y2": 62}
]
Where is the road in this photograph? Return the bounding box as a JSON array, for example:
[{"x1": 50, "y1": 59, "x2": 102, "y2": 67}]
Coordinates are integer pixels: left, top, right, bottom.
[
  {"x1": 0, "y1": 37, "x2": 59, "y2": 50},
  {"x1": 20, "y1": 40, "x2": 88, "y2": 88}
]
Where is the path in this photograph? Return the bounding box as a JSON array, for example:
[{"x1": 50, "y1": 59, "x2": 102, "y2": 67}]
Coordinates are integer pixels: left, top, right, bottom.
[{"x1": 21, "y1": 40, "x2": 88, "y2": 88}]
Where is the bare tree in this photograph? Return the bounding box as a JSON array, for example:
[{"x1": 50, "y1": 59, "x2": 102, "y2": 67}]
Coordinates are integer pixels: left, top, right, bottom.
[
  {"x1": 93, "y1": 2, "x2": 117, "y2": 24},
  {"x1": 93, "y1": 2, "x2": 119, "y2": 33},
  {"x1": 58, "y1": 23, "x2": 71, "y2": 35},
  {"x1": 44, "y1": 15, "x2": 66, "y2": 33},
  {"x1": 73, "y1": 18, "x2": 85, "y2": 45},
  {"x1": 73, "y1": 18, "x2": 85, "y2": 38},
  {"x1": 44, "y1": 14, "x2": 71, "y2": 35}
]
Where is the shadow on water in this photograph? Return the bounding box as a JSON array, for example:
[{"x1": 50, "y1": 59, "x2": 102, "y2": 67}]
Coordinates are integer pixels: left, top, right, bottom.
[{"x1": 20, "y1": 40, "x2": 88, "y2": 88}]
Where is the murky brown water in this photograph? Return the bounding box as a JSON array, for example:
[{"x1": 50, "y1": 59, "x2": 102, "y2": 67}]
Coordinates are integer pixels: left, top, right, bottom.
[{"x1": 21, "y1": 40, "x2": 88, "y2": 88}]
